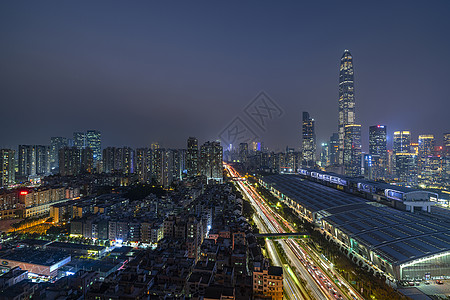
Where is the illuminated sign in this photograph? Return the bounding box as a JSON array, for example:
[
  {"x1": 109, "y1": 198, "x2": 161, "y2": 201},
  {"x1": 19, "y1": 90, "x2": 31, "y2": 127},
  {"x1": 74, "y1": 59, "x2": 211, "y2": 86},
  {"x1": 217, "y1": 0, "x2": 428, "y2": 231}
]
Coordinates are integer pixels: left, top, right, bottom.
[{"x1": 20, "y1": 191, "x2": 28, "y2": 195}]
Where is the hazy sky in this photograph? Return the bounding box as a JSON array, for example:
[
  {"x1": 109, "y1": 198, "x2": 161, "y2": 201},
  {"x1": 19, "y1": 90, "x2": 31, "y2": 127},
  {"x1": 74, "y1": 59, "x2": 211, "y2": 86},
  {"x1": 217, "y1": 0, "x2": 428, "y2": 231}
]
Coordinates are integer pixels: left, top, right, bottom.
[{"x1": 1, "y1": 1, "x2": 449, "y2": 152}]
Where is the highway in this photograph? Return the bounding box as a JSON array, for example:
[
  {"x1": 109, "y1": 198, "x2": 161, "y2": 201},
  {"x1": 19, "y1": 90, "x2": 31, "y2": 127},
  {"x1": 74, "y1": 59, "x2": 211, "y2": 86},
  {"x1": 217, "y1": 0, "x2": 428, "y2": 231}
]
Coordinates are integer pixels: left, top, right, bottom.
[{"x1": 226, "y1": 163, "x2": 364, "y2": 300}]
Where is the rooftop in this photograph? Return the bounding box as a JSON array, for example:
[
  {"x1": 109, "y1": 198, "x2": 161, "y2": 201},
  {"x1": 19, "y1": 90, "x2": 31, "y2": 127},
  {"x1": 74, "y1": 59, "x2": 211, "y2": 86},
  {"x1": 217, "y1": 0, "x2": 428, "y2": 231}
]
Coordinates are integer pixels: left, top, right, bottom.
[
  {"x1": 0, "y1": 248, "x2": 70, "y2": 266},
  {"x1": 263, "y1": 174, "x2": 450, "y2": 265}
]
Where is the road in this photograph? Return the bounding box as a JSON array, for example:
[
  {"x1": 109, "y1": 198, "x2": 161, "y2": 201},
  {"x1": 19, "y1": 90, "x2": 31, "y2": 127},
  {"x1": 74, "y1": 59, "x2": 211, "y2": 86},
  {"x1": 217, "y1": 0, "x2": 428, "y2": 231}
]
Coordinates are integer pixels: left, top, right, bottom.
[{"x1": 226, "y1": 163, "x2": 364, "y2": 300}]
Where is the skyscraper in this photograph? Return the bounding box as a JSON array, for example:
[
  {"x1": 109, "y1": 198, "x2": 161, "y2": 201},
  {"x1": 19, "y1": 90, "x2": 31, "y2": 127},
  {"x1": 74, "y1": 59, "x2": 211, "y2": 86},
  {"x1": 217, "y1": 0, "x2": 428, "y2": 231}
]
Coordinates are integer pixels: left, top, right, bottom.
[
  {"x1": 418, "y1": 135, "x2": 437, "y2": 187},
  {"x1": 199, "y1": 141, "x2": 223, "y2": 183},
  {"x1": 343, "y1": 124, "x2": 361, "y2": 176},
  {"x1": 35, "y1": 145, "x2": 50, "y2": 175},
  {"x1": 18, "y1": 145, "x2": 36, "y2": 177},
  {"x1": 73, "y1": 132, "x2": 86, "y2": 149},
  {"x1": 186, "y1": 137, "x2": 199, "y2": 177},
  {"x1": 302, "y1": 111, "x2": 316, "y2": 167},
  {"x1": 369, "y1": 125, "x2": 387, "y2": 179},
  {"x1": 393, "y1": 131, "x2": 416, "y2": 184},
  {"x1": 102, "y1": 147, "x2": 135, "y2": 175},
  {"x1": 418, "y1": 135, "x2": 435, "y2": 157},
  {"x1": 328, "y1": 133, "x2": 339, "y2": 166},
  {"x1": 59, "y1": 147, "x2": 81, "y2": 176},
  {"x1": 239, "y1": 143, "x2": 248, "y2": 164},
  {"x1": 136, "y1": 148, "x2": 150, "y2": 182},
  {"x1": 86, "y1": 130, "x2": 101, "y2": 164},
  {"x1": 81, "y1": 148, "x2": 94, "y2": 174},
  {"x1": 393, "y1": 131, "x2": 411, "y2": 154},
  {"x1": 320, "y1": 143, "x2": 329, "y2": 168},
  {"x1": 0, "y1": 149, "x2": 15, "y2": 187},
  {"x1": 338, "y1": 50, "x2": 356, "y2": 165},
  {"x1": 50, "y1": 137, "x2": 68, "y2": 172}
]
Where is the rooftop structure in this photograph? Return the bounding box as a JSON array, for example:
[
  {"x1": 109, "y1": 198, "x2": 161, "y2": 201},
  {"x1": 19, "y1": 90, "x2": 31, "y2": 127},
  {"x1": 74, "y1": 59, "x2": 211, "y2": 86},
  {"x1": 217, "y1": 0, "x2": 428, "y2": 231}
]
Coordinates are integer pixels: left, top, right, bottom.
[
  {"x1": 261, "y1": 174, "x2": 450, "y2": 281},
  {"x1": 0, "y1": 248, "x2": 71, "y2": 277}
]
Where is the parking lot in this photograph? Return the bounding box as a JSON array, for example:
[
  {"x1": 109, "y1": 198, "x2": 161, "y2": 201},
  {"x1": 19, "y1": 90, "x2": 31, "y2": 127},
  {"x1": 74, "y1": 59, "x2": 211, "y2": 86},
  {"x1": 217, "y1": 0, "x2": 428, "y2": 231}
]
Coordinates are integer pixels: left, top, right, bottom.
[{"x1": 399, "y1": 280, "x2": 450, "y2": 299}]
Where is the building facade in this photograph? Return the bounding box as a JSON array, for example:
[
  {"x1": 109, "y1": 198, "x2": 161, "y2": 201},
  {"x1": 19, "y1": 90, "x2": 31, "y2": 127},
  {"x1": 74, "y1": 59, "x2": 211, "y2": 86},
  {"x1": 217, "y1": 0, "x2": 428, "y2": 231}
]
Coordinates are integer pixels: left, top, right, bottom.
[
  {"x1": 343, "y1": 124, "x2": 362, "y2": 176},
  {"x1": 186, "y1": 137, "x2": 199, "y2": 177},
  {"x1": 302, "y1": 111, "x2": 316, "y2": 168},
  {"x1": 338, "y1": 50, "x2": 356, "y2": 165},
  {"x1": 369, "y1": 125, "x2": 387, "y2": 180},
  {"x1": 199, "y1": 141, "x2": 223, "y2": 184},
  {"x1": 86, "y1": 130, "x2": 101, "y2": 165},
  {"x1": 0, "y1": 149, "x2": 15, "y2": 187}
]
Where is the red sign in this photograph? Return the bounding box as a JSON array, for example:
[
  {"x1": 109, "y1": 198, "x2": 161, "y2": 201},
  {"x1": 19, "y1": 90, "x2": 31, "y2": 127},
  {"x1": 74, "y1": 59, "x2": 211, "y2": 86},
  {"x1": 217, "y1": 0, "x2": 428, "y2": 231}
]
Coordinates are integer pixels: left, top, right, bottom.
[{"x1": 20, "y1": 191, "x2": 28, "y2": 195}]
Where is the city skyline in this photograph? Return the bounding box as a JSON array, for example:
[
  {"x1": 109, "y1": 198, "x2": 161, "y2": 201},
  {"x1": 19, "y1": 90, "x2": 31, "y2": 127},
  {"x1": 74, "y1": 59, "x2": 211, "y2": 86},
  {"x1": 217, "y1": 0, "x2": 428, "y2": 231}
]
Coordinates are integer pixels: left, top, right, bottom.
[{"x1": 1, "y1": 1, "x2": 449, "y2": 151}]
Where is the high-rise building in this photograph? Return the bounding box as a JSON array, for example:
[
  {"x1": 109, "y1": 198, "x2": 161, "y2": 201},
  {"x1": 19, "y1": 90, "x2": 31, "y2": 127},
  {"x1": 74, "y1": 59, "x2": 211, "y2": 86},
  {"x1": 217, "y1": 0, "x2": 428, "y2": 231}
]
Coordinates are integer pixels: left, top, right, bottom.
[
  {"x1": 18, "y1": 145, "x2": 48, "y2": 177},
  {"x1": 186, "y1": 137, "x2": 199, "y2": 177},
  {"x1": 320, "y1": 143, "x2": 329, "y2": 168},
  {"x1": 172, "y1": 149, "x2": 185, "y2": 181},
  {"x1": 302, "y1": 112, "x2": 316, "y2": 167},
  {"x1": 50, "y1": 137, "x2": 68, "y2": 171},
  {"x1": 73, "y1": 132, "x2": 86, "y2": 149},
  {"x1": 199, "y1": 141, "x2": 223, "y2": 183},
  {"x1": 150, "y1": 148, "x2": 175, "y2": 187},
  {"x1": 136, "y1": 148, "x2": 150, "y2": 182},
  {"x1": 369, "y1": 125, "x2": 387, "y2": 180},
  {"x1": 18, "y1": 145, "x2": 36, "y2": 177},
  {"x1": 363, "y1": 153, "x2": 373, "y2": 180},
  {"x1": 328, "y1": 133, "x2": 339, "y2": 166},
  {"x1": 151, "y1": 142, "x2": 160, "y2": 151},
  {"x1": 239, "y1": 143, "x2": 248, "y2": 164},
  {"x1": 81, "y1": 148, "x2": 94, "y2": 173},
  {"x1": 338, "y1": 50, "x2": 356, "y2": 165},
  {"x1": 343, "y1": 124, "x2": 361, "y2": 176},
  {"x1": 86, "y1": 130, "x2": 101, "y2": 163},
  {"x1": 59, "y1": 147, "x2": 81, "y2": 176},
  {"x1": 0, "y1": 149, "x2": 15, "y2": 187},
  {"x1": 393, "y1": 131, "x2": 416, "y2": 184},
  {"x1": 386, "y1": 150, "x2": 395, "y2": 176},
  {"x1": 102, "y1": 147, "x2": 135, "y2": 174},
  {"x1": 35, "y1": 145, "x2": 50, "y2": 175},
  {"x1": 418, "y1": 135, "x2": 435, "y2": 157},
  {"x1": 393, "y1": 131, "x2": 411, "y2": 154},
  {"x1": 418, "y1": 135, "x2": 437, "y2": 187}
]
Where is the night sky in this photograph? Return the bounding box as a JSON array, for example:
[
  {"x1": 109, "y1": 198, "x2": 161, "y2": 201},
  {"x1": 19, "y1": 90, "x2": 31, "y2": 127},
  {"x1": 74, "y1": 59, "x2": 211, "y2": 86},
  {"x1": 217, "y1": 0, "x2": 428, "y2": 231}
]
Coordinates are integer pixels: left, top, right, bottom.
[{"x1": 1, "y1": 1, "x2": 449, "y2": 152}]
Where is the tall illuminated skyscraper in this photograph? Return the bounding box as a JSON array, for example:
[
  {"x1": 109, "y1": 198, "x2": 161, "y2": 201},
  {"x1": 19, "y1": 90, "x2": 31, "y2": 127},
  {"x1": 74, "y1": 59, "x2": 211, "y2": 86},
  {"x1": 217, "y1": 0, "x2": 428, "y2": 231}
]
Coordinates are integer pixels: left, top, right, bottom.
[
  {"x1": 369, "y1": 125, "x2": 387, "y2": 179},
  {"x1": 393, "y1": 131, "x2": 411, "y2": 154},
  {"x1": 302, "y1": 111, "x2": 316, "y2": 168},
  {"x1": 86, "y1": 130, "x2": 102, "y2": 163},
  {"x1": 418, "y1": 135, "x2": 437, "y2": 187},
  {"x1": 328, "y1": 133, "x2": 339, "y2": 166},
  {"x1": 393, "y1": 131, "x2": 416, "y2": 184},
  {"x1": 418, "y1": 135, "x2": 435, "y2": 157},
  {"x1": 338, "y1": 50, "x2": 356, "y2": 165},
  {"x1": 343, "y1": 124, "x2": 361, "y2": 176}
]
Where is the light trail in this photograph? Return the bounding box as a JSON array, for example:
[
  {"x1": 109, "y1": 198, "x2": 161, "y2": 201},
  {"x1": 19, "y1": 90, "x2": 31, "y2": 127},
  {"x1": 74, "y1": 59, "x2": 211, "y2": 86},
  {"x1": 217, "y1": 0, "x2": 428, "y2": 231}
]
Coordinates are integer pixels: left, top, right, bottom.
[{"x1": 225, "y1": 163, "x2": 364, "y2": 300}]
